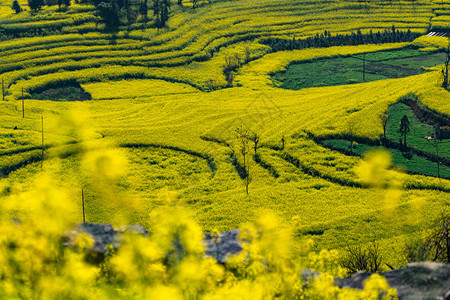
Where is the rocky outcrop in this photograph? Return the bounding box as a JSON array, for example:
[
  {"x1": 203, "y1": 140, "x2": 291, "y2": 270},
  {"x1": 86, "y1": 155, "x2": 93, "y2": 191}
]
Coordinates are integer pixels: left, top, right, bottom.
[
  {"x1": 64, "y1": 223, "x2": 449, "y2": 299},
  {"x1": 336, "y1": 262, "x2": 450, "y2": 300},
  {"x1": 203, "y1": 229, "x2": 242, "y2": 263},
  {"x1": 63, "y1": 223, "x2": 241, "y2": 263},
  {"x1": 63, "y1": 223, "x2": 148, "y2": 257}
]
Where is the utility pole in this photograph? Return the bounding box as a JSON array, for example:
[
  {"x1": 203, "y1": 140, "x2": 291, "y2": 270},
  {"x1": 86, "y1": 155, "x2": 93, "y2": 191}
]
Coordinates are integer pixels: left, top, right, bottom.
[
  {"x1": 236, "y1": 126, "x2": 250, "y2": 195},
  {"x1": 2, "y1": 78, "x2": 4, "y2": 101},
  {"x1": 428, "y1": 129, "x2": 441, "y2": 179},
  {"x1": 434, "y1": 138, "x2": 440, "y2": 179},
  {"x1": 363, "y1": 53, "x2": 366, "y2": 82},
  {"x1": 246, "y1": 152, "x2": 250, "y2": 195},
  {"x1": 41, "y1": 115, "x2": 44, "y2": 169},
  {"x1": 82, "y1": 189, "x2": 86, "y2": 223},
  {"x1": 22, "y1": 98, "x2": 24, "y2": 118}
]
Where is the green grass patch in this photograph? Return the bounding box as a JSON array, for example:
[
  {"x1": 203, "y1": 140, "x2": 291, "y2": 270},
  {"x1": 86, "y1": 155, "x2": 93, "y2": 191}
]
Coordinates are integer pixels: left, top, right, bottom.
[
  {"x1": 272, "y1": 49, "x2": 447, "y2": 90},
  {"x1": 386, "y1": 102, "x2": 449, "y2": 158},
  {"x1": 30, "y1": 84, "x2": 92, "y2": 101},
  {"x1": 322, "y1": 139, "x2": 450, "y2": 179}
]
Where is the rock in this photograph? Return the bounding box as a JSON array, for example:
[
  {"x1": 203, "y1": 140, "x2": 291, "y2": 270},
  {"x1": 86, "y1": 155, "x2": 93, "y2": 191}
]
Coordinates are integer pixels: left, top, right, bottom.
[
  {"x1": 203, "y1": 229, "x2": 243, "y2": 263},
  {"x1": 63, "y1": 223, "x2": 148, "y2": 256},
  {"x1": 63, "y1": 223, "x2": 118, "y2": 255},
  {"x1": 64, "y1": 224, "x2": 243, "y2": 264},
  {"x1": 62, "y1": 223, "x2": 450, "y2": 298},
  {"x1": 116, "y1": 225, "x2": 149, "y2": 237},
  {"x1": 300, "y1": 269, "x2": 321, "y2": 285},
  {"x1": 335, "y1": 262, "x2": 450, "y2": 299}
]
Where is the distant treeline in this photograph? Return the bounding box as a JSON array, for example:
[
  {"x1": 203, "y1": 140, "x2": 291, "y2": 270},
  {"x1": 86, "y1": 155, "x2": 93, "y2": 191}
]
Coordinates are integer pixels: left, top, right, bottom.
[{"x1": 261, "y1": 27, "x2": 421, "y2": 52}]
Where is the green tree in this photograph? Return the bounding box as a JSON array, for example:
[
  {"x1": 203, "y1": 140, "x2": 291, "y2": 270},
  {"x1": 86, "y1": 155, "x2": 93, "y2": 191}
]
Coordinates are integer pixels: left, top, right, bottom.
[
  {"x1": 28, "y1": 0, "x2": 43, "y2": 11},
  {"x1": 57, "y1": 0, "x2": 70, "y2": 10},
  {"x1": 97, "y1": 0, "x2": 120, "y2": 27},
  {"x1": 153, "y1": 0, "x2": 170, "y2": 28},
  {"x1": 11, "y1": 0, "x2": 22, "y2": 13},
  {"x1": 139, "y1": 0, "x2": 148, "y2": 24},
  {"x1": 399, "y1": 114, "x2": 410, "y2": 147},
  {"x1": 379, "y1": 112, "x2": 389, "y2": 140}
]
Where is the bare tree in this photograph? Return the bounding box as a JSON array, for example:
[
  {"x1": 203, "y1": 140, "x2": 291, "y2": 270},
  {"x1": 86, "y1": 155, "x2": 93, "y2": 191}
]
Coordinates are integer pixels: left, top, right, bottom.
[
  {"x1": 236, "y1": 126, "x2": 250, "y2": 194},
  {"x1": 426, "y1": 212, "x2": 450, "y2": 262},
  {"x1": 244, "y1": 46, "x2": 251, "y2": 63},
  {"x1": 405, "y1": 211, "x2": 449, "y2": 263},
  {"x1": 339, "y1": 242, "x2": 383, "y2": 275},
  {"x1": 442, "y1": 41, "x2": 449, "y2": 90},
  {"x1": 222, "y1": 54, "x2": 240, "y2": 87},
  {"x1": 248, "y1": 132, "x2": 260, "y2": 156}
]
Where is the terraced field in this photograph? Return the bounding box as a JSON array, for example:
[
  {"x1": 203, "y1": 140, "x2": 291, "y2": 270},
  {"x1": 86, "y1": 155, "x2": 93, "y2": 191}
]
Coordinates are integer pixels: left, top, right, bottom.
[{"x1": 0, "y1": 0, "x2": 449, "y2": 270}]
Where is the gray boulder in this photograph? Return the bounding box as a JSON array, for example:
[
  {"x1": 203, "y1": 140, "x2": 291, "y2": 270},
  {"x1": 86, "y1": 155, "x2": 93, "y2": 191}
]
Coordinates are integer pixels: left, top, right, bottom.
[
  {"x1": 64, "y1": 223, "x2": 243, "y2": 264},
  {"x1": 63, "y1": 223, "x2": 148, "y2": 255},
  {"x1": 203, "y1": 229, "x2": 243, "y2": 263},
  {"x1": 335, "y1": 262, "x2": 450, "y2": 300},
  {"x1": 116, "y1": 224, "x2": 149, "y2": 237}
]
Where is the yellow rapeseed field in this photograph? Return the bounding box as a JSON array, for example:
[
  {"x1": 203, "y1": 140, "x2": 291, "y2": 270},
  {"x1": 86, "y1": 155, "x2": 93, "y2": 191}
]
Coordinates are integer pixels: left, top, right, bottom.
[{"x1": 0, "y1": 0, "x2": 449, "y2": 297}]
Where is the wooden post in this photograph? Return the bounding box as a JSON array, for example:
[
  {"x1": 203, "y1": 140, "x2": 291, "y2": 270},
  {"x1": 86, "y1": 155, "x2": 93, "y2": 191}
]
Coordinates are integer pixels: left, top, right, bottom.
[
  {"x1": 435, "y1": 138, "x2": 440, "y2": 179},
  {"x1": 82, "y1": 189, "x2": 85, "y2": 223},
  {"x1": 41, "y1": 115, "x2": 44, "y2": 169},
  {"x1": 2, "y1": 78, "x2": 4, "y2": 101},
  {"x1": 246, "y1": 162, "x2": 249, "y2": 195},
  {"x1": 363, "y1": 53, "x2": 366, "y2": 82},
  {"x1": 22, "y1": 98, "x2": 24, "y2": 118}
]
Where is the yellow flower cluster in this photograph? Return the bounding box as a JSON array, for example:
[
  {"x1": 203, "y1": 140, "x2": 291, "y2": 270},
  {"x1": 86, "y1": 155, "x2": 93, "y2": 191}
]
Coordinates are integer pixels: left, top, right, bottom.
[{"x1": 0, "y1": 167, "x2": 399, "y2": 299}]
